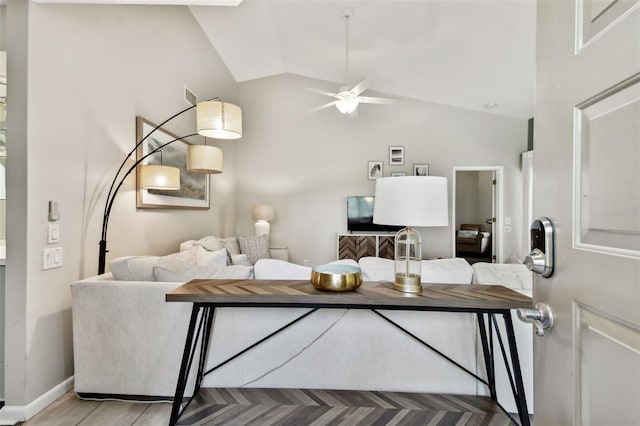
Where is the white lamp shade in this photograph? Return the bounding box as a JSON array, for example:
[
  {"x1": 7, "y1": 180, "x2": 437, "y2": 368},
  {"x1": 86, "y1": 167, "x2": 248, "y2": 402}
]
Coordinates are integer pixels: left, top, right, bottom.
[
  {"x1": 252, "y1": 204, "x2": 275, "y2": 221},
  {"x1": 373, "y1": 176, "x2": 449, "y2": 227},
  {"x1": 197, "y1": 100, "x2": 242, "y2": 139},
  {"x1": 140, "y1": 165, "x2": 180, "y2": 190},
  {"x1": 187, "y1": 145, "x2": 223, "y2": 174}
]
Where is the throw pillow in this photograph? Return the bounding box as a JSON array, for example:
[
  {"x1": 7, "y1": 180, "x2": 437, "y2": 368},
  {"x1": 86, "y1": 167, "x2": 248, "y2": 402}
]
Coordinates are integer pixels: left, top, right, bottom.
[
  {"x1": 220, "y1": 237, "x2": 241, "y2": 255},
  {"x1": 196, "y1": 246, "x2": 228, "y2": 268},
  {"x1": 236, "y1": 234, "x2": 270, "y2": 265},
  {"x1": 179, "y1": 240, "x2": 196, "y2": 252},
  {"x1": 195, "y1": 235, "x2": 224, "y2": 252}
]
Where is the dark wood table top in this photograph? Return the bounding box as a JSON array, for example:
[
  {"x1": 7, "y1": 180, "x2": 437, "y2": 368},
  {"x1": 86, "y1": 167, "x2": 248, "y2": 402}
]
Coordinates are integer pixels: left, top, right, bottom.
[{"x1": 167, "y1": 279, "x2": 532, "y2": 312}]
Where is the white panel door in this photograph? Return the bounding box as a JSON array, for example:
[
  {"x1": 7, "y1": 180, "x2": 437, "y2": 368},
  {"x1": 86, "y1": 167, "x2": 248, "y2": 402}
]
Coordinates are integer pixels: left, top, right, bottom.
[{"x1": 534, "y1": 0, "x2": 640, "y2": 424}]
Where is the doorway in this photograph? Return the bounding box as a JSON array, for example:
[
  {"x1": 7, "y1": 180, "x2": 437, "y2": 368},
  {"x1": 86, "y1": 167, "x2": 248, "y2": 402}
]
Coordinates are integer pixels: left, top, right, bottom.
[{"x1": 452, "y1": 166, "x2": 503, "y2": 263}]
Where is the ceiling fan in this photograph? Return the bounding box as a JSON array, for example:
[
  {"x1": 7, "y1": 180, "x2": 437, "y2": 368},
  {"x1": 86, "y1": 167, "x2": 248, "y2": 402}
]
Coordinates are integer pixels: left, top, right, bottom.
[{"x1": 308, "y1": 9, "x2": 396, "y2": 116}]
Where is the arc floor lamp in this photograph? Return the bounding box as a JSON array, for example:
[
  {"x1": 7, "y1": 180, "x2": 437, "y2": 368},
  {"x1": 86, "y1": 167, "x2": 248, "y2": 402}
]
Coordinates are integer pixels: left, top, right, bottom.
[{"x1": 98, "y1": 99, "x2": 242, "y2": 274}]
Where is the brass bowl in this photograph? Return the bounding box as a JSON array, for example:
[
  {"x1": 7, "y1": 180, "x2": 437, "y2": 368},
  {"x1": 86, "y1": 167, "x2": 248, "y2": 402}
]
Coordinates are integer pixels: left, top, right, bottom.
[{"x1": 311, "y1": 264, "x2": 362, "y2": 292}]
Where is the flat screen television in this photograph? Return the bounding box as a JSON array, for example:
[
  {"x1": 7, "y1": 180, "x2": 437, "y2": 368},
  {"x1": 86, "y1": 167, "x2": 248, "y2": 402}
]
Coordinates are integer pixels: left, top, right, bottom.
[{"x1": 347, "y1": 196, "x2": 402, "y2": 233}]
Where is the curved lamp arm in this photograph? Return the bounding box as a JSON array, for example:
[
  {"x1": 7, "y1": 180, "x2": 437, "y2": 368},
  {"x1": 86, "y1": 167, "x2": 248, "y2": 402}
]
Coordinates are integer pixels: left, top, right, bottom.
[
  {"x1": 98, "y1": 130, "x2": 198, "y2": 274},
  {"x1": 97, "y1": 99, "x2": 219, "y2": 275}
]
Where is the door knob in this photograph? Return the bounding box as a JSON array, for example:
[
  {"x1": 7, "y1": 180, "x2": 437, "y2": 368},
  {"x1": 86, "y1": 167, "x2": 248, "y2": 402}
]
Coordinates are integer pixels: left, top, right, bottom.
[{"x1": 516, "y1": 302, "x2": 554, "y2": 336}]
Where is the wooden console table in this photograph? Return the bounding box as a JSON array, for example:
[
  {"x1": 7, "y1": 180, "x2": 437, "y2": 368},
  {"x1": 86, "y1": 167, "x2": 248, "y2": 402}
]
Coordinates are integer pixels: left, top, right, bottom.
[{"x1": 166, "y1": 279, "x2": 532, "y2": 426}]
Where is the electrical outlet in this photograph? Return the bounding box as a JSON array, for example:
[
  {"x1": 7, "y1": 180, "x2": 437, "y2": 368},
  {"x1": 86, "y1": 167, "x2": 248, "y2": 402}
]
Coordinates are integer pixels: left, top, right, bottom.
[{"x1": 303, "y1": 259, "x2": 309, "y2": 266}]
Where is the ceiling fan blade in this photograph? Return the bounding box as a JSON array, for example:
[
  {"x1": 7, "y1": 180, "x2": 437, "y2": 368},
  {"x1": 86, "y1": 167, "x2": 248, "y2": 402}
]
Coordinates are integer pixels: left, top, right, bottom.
[
  {"x1": 350, "y1": 77, "x2": 373, "y2": 96},
  {"x1": 358, "y1": 96, "x2": 397, "y2": 105},
  {"x1": 306, "y1": 87, "x2": 340, "y2": 98},
  {"x1": 307, "y1": 100, "x2": 338, "y2": 112}
]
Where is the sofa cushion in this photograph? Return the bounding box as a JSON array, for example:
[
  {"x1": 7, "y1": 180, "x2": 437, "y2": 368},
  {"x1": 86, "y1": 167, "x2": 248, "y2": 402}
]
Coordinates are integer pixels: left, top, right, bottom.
[
  {"x1": 153, "y1": 258, "x2": 220, "y2": 282},
  {"x1": 254, "y1": 259, "x2": 361, "y2": 280},
  {"x1": 152, "y1": 248, "x2": 228, "y2": 282},
  {"x1": 471, "y1": 262, "x2": 532, "y2": 290},
  {"x1": 213, "y1": 264, "x2": 254, "y2": 279},
  {"x1": 237, "y1": 234, "x2": 270, "y2": 264},
  {"x1": 358, "y1": 256, "x2": 473, "y2": 284},
  {"x1": 110, "y1": 256, "x2": 161, "y2": 281},
  {"x1": 254, "y1": 259, "x2": 311, "y2": 280},
  {"x1": 457, "y1": 230, "x2": 479, "y2": 239}
]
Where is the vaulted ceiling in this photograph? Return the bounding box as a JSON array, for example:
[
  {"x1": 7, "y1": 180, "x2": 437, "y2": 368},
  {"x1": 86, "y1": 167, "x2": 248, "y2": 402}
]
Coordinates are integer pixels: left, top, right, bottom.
[
  {"x1": 30, "y1": 0, "x2": 537, "y2": 119},
  {"x1": 189, "y1": 0, "x2": 536, "y2": 119}
]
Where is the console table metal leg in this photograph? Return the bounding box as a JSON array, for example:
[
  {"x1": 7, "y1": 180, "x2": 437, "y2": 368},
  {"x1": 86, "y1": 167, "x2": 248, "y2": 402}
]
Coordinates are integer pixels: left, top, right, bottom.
[
  {"x1": 169, "y1": 304, "x2": 201, "y2": 426},
  {"x1": 502, "y1": 311, "x2": 530, "y2": 426},
  {"x1": 477, "y1": 313, "x2": 497, "y2": 400},
  {"x1": 194, "y1": 307, "x2": 215, "y2": 394}
]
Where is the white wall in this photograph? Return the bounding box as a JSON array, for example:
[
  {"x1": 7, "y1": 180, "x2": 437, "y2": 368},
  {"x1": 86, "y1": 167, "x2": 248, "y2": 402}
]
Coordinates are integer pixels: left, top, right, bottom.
[
  {"x1": 236, "y1": 74, "x2": 528, "y2": 265},
  {"x1": 4, "y1": 2, "x2": 239, "y2": 409}
]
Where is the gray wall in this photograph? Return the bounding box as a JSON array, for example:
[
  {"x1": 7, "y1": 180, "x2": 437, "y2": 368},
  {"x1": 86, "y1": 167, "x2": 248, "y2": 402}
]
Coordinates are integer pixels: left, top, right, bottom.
[
  {"x1": 236, "y1": 74, "x2": 528, "y2": 266},
  {"x1": 4, "y1": 2, "x2": 239, "y2": 408}
]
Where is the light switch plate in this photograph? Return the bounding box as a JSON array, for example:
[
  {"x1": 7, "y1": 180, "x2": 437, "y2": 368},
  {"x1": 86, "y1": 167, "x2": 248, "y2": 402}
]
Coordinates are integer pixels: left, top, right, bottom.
[
  {"x1": 43, "y1": 247, "x2": 63, "y2": 270},
  {"x1": 48, "y1": 224, "x2": 60, "y2": 244}
]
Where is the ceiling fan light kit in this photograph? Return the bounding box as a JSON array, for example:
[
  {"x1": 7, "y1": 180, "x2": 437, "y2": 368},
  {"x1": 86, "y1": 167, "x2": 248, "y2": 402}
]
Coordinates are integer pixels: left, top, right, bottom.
[{"x1": 308, "y1": 8, "x2": 396, "y2": 115}]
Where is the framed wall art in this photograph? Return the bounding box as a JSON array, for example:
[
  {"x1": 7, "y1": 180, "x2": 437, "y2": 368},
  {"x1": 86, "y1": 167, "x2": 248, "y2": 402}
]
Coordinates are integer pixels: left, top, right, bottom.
[
  {"x1": 391, "y1": 172, "x2": 407, "y2": 177},
  {"x1": 368, "y1": 161, "x2": 383, "y2": 180},
  {"x1": 413, "y1": 164, "x2": 429, "y2": 176},
  {"x1": 136, "y1": 117, "x2": 209, "y2": 209},
  {"x1": 389, "y1": 146, "x2": 405, "y2": 165}
]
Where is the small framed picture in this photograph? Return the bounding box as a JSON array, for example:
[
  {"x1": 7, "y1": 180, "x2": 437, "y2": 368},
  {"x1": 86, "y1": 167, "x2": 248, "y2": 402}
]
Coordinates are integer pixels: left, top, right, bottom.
[
  {"x1": 391, "y1": 172, "x2": 406, "y2": 177},
  {"x1": 368, "y1": 161, "x2": 383, "y2": 180},
  {"x1": 413, "y1": 164, "x2": 429, "y2": 176},
  {"x1": 389, "y1": 146, "x2": 405, "y2": 165}
]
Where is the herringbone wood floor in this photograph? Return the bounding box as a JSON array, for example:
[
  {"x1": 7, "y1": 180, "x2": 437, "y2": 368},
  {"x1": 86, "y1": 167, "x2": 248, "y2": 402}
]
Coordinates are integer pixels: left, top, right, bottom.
[{"x1": 21, "y1": 388, "x2": 521, "y2": 425}]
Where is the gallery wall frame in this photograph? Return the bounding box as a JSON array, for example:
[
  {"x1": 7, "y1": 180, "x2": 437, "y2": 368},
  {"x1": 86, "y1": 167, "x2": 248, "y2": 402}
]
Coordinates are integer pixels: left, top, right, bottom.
[
  {"x1": 136, "y1": 117, "x2": 209, "y2": 209},
  {"x1": 368, "y1": 161, "x2": 383, "y2": 180},
  {"x1": 413, "y1": 164, "x2": 430, "y2": 176},
  {"x1": 389, "y1": 146, "x2": 405, "y2": 165}
]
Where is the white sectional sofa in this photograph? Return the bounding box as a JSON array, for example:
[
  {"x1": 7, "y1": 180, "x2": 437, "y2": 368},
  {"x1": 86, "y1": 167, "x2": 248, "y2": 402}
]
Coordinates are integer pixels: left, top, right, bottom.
[{"x1": 71, "y1": 236, "x2": 533, "y2": 413}]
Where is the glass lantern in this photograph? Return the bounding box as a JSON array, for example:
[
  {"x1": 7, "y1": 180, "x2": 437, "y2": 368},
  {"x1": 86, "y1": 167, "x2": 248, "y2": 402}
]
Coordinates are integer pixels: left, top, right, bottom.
[{"x1": 394, "y1": 226, "x2": 422, "y2": 293}]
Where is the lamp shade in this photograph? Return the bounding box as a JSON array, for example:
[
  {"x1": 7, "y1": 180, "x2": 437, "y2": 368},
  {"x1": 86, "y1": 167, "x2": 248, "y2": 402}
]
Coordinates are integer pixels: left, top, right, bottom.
[
  {"x1": 187, "y1": 145, "x2": 223, "y2": 174},
  {"x1": 252, "y1": 204, "x2": 275, "y2": 221},
  {"x1": 197, "y1": 100, "x2": 242, "y2": 139},
  {"x1": 373, "y1": 176, "x2": 449, "y2": 227},
  {"x1": 140, "y1": 165, "x2": 180, "y2": 190}
]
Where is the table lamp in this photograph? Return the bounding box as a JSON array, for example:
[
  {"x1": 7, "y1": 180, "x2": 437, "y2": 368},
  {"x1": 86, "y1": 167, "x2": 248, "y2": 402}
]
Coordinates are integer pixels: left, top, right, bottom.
[
  {"x1": 252, "y1": 204, "x2": 275, "y2": 238},
  {"x1": 373, "y1": 176, "x2": 449, "y2": 293}
]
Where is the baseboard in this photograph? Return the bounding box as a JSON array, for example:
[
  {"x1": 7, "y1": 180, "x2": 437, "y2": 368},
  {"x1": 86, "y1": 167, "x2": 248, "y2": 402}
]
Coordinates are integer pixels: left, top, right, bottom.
[{"x1": 0, "y1": 376, "x2": 74, "y2": 425}]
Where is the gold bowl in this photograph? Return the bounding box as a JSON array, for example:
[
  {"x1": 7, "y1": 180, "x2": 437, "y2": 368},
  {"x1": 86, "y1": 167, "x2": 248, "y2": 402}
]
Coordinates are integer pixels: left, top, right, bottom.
[{"x1": 311, "y1": 264, "x2": 362, "y2": 292}]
